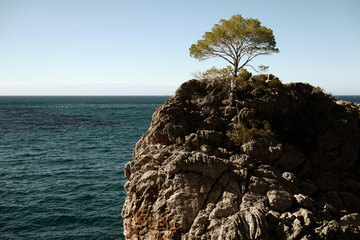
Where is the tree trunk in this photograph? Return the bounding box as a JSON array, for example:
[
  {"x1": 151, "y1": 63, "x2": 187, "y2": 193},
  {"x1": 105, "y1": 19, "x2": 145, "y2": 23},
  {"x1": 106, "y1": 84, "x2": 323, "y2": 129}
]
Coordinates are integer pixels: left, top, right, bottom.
[
  {"x1": 233, "y1": 60, "x2": 239, "y2": 78},
  {"x1": 230, "y1": 79, "x2": 235, "y2": 92},
  {"x1": 229, "y1": 61, "x2": 239, "y2": 101}
]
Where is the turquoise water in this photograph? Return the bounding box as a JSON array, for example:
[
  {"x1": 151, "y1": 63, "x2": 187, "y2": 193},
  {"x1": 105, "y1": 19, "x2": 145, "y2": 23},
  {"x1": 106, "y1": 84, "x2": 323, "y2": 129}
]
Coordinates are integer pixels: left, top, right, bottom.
[
  {"x1": 0, "y1": 95, "x2": 358, "y2": 240},
  {"x1": 0, "y1": 96, "x2": 168, "y2": 240}
]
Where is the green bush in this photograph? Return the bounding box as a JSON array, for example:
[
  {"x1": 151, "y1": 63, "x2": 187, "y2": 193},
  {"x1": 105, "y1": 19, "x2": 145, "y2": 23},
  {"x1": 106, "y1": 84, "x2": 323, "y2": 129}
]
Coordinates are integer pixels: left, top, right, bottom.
[
  {"x1": 251, "y1": 75, "x2": 268, "y2": 90},
  {"x1": 238, "y1": 68, "x2": 252, "y2": 82},
  {"x1": 233, "y1": 69, "x2": 252, "y2": 91},
  {"x1": 195, "y1": 66, "x2": 283, "y2": 92},
  {"x1": 311, "y1": 85, "x2": 336, "y2": 101},
  {"x1": 267, "y1": 77, "x2": 282, "y2": 88},
  {"x1": 227, "y1": 119, "x2": 275, "y2": 145},
  {"x1": 312, "y1": 86, "x2": 325, "y2": 94},
  {"x1": 235, "y1": 73, "x2": 283, "y2": 92}
]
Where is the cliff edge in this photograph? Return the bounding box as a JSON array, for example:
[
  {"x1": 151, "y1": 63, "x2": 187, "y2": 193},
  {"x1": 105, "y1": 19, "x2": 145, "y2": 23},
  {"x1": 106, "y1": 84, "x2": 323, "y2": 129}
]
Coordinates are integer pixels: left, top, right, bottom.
[{"x1": 122, "y1": 78, "x2": 360, "y2": 239}]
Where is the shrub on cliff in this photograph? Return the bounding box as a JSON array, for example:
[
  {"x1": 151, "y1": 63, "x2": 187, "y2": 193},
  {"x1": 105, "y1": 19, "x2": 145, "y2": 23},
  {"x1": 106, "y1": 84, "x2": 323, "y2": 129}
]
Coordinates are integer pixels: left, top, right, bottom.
[
  {"x1": 311, "y1": 85, "x2": 335, "y2": 101},
  {"x1": 236, "y1": 71, "x2": 283, "y2": 93},
  {"x1": 192, "y1": 66, "x2": 233, "y2": 80},
  {"x1": 250, "y1": 75, "x2": 282, "y2": 90},
  {"x1": 227, "y1": 119, "x2": 275, "y2": 145},
  {"x1": 194, "y1": 67, "x2": 283, "y2": 93}
]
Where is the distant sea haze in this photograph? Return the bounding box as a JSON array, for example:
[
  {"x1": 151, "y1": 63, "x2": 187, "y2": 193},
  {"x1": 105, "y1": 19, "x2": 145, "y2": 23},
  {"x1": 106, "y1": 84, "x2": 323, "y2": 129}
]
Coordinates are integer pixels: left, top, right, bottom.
[{"x1": 0, "y1": 95, "x2": 358, "y2": 240}]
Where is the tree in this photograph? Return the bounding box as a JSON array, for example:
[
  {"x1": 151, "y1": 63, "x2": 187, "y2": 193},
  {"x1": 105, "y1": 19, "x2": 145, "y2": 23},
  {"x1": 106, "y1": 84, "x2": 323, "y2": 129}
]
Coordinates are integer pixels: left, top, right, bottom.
[{"x1": 189, "y1": 14, "x2": 279, "y2": 79}]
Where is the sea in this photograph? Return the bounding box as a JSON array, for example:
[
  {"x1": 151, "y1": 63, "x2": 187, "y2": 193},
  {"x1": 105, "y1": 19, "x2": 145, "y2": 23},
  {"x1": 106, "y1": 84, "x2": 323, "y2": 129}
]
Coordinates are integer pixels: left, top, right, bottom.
[{"x1": 0, "y1": 95, "x2": 359, "y2": 240}]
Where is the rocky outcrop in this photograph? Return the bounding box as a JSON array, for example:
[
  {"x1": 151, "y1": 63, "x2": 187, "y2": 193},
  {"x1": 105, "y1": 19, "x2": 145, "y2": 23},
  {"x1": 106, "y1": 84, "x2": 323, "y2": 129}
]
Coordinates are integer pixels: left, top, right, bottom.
[{"x1": 122, "y1": 79, "x2": 360, "y2": 239}]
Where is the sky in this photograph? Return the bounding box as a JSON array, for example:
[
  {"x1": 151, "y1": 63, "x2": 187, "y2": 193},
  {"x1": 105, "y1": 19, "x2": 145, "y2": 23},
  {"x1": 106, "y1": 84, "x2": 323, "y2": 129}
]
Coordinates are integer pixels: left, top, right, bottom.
[{"x1": 0, "y1": 0, "x2": 359, "y2": 95}]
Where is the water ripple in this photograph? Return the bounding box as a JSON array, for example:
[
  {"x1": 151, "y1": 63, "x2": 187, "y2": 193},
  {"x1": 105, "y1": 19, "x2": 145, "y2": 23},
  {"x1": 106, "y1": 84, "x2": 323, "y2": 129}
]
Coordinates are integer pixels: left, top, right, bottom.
[{"x1": 0, "y1": 96, "x2": 168, "y2": 239}]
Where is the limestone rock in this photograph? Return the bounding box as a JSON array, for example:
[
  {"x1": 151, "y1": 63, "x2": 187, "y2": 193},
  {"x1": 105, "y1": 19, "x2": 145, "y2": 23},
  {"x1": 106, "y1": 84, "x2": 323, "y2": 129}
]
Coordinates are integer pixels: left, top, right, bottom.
[
  {"x1": 267, "y1": 190, "x2": 294, "y2": 212},
  {"x1": 122, "y1": 79, "x2": 360, "y2": 239},
  {"x1": 294, "y1": 193, "x2": 314, "y2": 209},
  {"x1": 241, "y1": 138, "x2": 282, "y2": 164},
  {"x1": 274, "y1": 145, "x2": 305, "y2": 172}
]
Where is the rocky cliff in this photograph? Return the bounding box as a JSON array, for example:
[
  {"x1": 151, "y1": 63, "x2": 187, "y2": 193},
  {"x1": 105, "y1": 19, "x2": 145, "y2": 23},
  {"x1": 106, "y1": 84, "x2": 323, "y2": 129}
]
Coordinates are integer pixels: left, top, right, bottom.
[{"x1": 122, "y1": 78, "x2": 360, "y2": 239}]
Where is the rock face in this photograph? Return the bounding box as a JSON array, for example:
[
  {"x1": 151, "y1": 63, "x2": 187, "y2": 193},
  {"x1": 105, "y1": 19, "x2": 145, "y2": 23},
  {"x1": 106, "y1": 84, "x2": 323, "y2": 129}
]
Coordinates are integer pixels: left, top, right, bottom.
[{"x1": 122, "y1": 79, "x2": 360, "y2": 239}]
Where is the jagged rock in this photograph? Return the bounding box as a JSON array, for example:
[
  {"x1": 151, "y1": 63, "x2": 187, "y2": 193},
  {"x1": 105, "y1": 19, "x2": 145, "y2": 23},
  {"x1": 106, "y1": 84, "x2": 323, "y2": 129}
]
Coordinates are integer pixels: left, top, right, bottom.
[
  {"x1": 339, "y1": 213, "x2": 360, "y2": 234},
  {"x1": 274, "y1": 144, "x2": 305, "y2": 172},
  {"x1": 294, "y1": 193, "x2": 314, "y2": 209},
  {"x1": 248, "y1": 176, "x2": 268, "y2": 194},
  {"x1": 267, "y1": 190, "x2": 294, "y2": 212},
  {"x1": 314, "y1": 213, "x2": 360, "y2": 239},
  {"x1": 238, "y1": 107, "x2": 256, "y2": 121},
  {"x1": 275, "y1": 208, "x2": 313, "y2": 239},
  {"x1": 241, "y1": 139, "x2": 282, "y2": 164},
  {"x1": 122, "y1": 79, "x2": 360, "y2": 239}
]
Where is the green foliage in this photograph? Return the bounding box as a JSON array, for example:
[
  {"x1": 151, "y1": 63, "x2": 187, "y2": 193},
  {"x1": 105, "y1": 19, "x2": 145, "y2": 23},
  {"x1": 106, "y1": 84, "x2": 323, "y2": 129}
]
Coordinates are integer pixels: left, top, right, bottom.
[
  {"x1": 234, "y1": 68, "x2": 252, "y2": 90},
  {"x1": 237, "y1": 68, "x2": 252, "y2": 82},
  {"x1": 311, "y1": 86, "x2": 335, "y2": 101},
  {"x1": 193, "y1": 65, "x2": 283, "y2": 93},
  {"x1": 189, "y1": 14, "x2": 279, "y2": 78},
  {"x1": 235, "y1": 72, "x2": 282, "y2": 92},
  {"x1": 267, "y1": 77, "x2": 282, "y2": 88},
  {"x1": 193, "y1": 66, "x2": 233, "y2": 80},
  {"x1": 258, "y1": 65, "x2": 269, "y2": 72},
  {"x1": 250, "y1": 75, "x2": 268, "y2": 89},
  {"x1": 227, "y1": 119, "x2": 275, "y2": 145},
  {"x1": 312, "y1": 86, "x2": 325, "y2": 94}
]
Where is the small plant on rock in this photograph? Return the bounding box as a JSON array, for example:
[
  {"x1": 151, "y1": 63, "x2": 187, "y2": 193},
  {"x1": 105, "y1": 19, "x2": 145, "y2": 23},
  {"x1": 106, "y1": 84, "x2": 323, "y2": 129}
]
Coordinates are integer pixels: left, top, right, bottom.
[
  {"x1": 311, "y1": 86, "x2": 325, "y2": 94},
  {"x1": 227, "y1": 119, "x2": 275, "y2": 145},
  {"x1": 311, "y1": 85, "x2": 335, "y2": 101}
]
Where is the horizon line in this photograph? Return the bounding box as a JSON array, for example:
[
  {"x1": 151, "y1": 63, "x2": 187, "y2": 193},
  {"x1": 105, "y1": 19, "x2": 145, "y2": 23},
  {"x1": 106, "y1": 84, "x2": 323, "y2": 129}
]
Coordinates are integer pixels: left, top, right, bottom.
[
  {"x1": 0, "y1": 94, "x2": 174, "y2": 97},
  {"x1": 0, "y1": 94, "x2": 359, "y2": 97}
]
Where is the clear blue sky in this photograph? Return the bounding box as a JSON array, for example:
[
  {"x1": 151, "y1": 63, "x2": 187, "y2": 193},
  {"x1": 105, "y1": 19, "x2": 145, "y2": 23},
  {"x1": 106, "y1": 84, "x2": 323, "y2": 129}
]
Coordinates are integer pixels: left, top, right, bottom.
[{"x1": 0, "y1": 0, "x2": 359, "y2": 95}]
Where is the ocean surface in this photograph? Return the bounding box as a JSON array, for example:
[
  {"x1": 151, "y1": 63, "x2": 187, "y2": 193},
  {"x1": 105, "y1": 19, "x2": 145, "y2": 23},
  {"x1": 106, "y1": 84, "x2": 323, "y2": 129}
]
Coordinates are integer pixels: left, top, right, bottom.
[
  {"x1": 0, "y1": 96, "x2": 168, "y2": 240},
  {"x1": 0, "y1": 95, "x2": 359, "y2": 240}
]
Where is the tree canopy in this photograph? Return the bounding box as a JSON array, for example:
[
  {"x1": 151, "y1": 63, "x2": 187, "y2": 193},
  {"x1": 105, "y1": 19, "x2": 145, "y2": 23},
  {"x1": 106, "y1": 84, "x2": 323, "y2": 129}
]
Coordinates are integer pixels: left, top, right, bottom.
[{"x1": 190, "y1": 14, "x2": 279, "y2": 78}]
